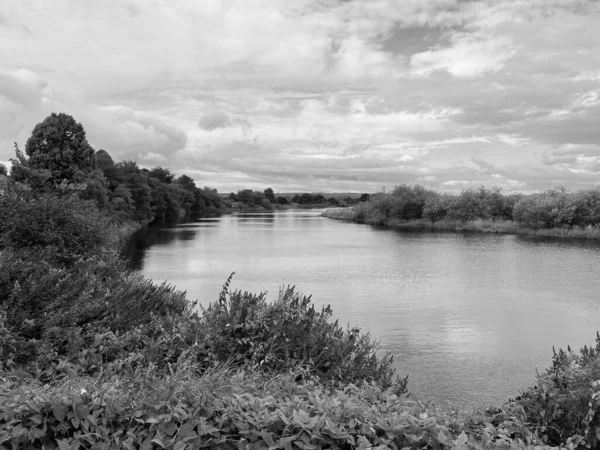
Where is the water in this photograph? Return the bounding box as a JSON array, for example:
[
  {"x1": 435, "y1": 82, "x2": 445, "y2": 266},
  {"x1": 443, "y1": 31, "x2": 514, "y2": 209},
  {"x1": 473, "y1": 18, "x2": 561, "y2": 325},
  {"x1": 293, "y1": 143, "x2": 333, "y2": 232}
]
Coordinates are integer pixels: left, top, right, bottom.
[{"x1": 123, "y1": 209, "x2": 600, "y2": 407}]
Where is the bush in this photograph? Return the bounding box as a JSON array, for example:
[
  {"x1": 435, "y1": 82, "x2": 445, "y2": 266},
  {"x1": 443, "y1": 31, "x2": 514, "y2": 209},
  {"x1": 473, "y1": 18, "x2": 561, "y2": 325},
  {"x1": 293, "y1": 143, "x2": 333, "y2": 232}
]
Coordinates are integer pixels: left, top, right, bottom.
[
  {"x1": 515, "y1": 333, "x2": 600, "y2": 448},
  {"x1": 0, "y1": 190, "x2": 115, "y2": 265},
  {"x1": 200, "y1": 275, "x2": 408, "y2": 394}
]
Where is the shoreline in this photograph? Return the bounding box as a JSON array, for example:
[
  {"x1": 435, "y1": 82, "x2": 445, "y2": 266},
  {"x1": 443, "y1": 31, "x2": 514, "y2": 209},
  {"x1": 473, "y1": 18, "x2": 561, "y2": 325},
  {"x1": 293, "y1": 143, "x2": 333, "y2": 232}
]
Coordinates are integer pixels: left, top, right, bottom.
[{"x1": 322, "y1": 207, "x2": 600, "y2": 240}]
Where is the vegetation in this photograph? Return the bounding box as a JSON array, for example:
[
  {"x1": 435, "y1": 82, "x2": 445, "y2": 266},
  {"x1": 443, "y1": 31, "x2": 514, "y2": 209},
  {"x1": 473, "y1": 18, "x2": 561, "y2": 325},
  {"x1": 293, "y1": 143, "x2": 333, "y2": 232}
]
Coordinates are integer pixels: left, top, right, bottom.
[
  {"x1": 10, "y1": 114, "x2": 226, "y2": 228},
  {"x1": 224, "y1": 190, "x2": 369, "y2": 210},
  {"x1": 4, "y1": 112, "x2": 600, "y2": 449},
  {"x1": 324, "y1": 184, "x2": 600, "y2": 239}
]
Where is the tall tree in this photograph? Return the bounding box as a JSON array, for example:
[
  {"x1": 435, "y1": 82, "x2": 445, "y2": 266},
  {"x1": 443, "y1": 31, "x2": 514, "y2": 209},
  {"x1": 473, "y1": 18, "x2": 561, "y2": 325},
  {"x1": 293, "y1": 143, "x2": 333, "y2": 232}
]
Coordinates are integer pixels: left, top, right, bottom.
[{"x1": 25, "y1": 113, "x2": 95, "y2": 182}]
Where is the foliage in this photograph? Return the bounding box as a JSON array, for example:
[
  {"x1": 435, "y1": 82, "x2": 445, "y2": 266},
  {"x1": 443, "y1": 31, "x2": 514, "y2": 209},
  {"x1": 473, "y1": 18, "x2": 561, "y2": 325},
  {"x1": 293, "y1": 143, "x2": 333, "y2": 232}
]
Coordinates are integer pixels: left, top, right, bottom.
[
  {"x1": 148, "y1": 167, "x2": 176, "y2": 184},
  {"x1": 0, "y1": 367, "x2": 560, "y2": 450},
  {"x1": 0, "y1": 190, "x2": 114, "y2": 264},
  {"x1": 24, "y1": 113, "x2": 95, "y2": 183},
  {"x1": 263, "y1": 187, "x2": 275, "y2": 203},
  {"x1": 515, "y1": 334, "x2": 600, "y2": 448},
  {"x1": 345, "y1": 183, "x2": 600, "y2": 234},
  {"x1": 201, "y1": 275, "x2": 408, "y2": 394}
]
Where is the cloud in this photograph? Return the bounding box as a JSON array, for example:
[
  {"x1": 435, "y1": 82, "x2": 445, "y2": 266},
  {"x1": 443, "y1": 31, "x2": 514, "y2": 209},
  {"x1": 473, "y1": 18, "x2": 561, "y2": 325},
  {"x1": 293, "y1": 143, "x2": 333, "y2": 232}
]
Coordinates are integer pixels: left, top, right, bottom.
[
  {"x1": 1, "y1": 0, "x2": 600, "y2": 192},
  {"x1": 410, "y1": 34, "x2": 518, "y2": 77},
  {"x1": 198, "y1": 111, "x2": 233, "y2": 131},
  {"x1": 86, "y1": 106, "x2": 188, "y2": 161}
]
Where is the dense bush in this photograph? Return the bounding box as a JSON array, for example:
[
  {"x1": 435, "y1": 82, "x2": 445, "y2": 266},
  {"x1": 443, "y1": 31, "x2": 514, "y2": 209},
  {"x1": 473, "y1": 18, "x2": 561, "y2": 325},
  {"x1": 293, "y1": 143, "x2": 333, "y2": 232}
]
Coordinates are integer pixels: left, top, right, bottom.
[
  {"x1": 0, "y1": 190, "x2": 115, "y2": 264},
  {"x1": 350, "y1": 184, "x2": 600, "y2": 232},
  {"x1": 201, "y1": 276, "x2": 408, "y2": 393},
  {"x1": 515, "y1": 334, "x2": 600, "y2": 448}
]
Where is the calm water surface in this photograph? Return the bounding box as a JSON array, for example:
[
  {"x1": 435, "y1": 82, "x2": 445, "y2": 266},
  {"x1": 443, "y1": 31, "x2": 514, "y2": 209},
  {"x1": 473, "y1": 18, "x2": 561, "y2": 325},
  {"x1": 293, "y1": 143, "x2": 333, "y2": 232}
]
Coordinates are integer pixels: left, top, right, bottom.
[{"x1": 123, "y1": 209, "x2": 600, "y2": 407}]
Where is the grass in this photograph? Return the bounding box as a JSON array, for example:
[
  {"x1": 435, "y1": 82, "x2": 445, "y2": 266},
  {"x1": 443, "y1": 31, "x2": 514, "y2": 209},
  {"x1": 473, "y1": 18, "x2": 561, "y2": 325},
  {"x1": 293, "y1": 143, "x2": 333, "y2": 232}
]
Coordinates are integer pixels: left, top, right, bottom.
[{"x1": 322, "y1": 208, "x2": 600, "y2": 240}]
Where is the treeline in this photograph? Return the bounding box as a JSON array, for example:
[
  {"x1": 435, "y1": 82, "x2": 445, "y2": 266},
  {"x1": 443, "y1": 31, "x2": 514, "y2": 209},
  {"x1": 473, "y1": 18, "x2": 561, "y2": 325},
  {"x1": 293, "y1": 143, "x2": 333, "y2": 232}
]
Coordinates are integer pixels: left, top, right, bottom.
[
  {"x1": 6, "y1": 112, "x2": 225, "y2": 225},
  {"x1": 225, "y1": 189, "x2": 370, "y2": 209},
  {"x1": 355, "y1": 184, "x2": 600, "y2": 229}
]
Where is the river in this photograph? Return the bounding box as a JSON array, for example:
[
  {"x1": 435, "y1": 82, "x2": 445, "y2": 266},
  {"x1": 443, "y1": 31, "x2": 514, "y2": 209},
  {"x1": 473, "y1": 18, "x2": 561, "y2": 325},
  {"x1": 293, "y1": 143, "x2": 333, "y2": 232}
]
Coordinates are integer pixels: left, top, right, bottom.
[{"x1": 122, "y1": 208, "x2": 600, "y2": 407}]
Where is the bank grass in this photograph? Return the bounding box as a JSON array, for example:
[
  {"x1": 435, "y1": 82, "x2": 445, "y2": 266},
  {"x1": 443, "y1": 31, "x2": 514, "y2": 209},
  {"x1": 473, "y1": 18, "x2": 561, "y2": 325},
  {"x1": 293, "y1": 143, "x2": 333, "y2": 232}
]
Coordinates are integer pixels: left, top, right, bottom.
[{"x1": 322, "y1": 208, "x2": 600, "y2": 240}]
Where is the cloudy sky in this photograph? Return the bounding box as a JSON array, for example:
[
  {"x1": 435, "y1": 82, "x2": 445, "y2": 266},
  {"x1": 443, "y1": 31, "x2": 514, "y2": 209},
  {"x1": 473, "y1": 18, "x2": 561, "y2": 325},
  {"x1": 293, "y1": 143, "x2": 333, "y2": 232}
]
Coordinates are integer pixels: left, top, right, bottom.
[{"x1": 2, "y1": 0, "x2": 600, "y2": 193}]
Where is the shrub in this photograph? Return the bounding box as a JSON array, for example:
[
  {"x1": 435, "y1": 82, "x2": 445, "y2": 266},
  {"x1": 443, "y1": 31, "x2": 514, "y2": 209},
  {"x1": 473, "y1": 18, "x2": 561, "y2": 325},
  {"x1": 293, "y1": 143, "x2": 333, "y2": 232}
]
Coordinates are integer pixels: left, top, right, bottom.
[
  {"x1": 201, "y1": 275, "x2": 408, "y2": 394},
  {"x1": 0, "y1": 190, "x2": 115, "y2": 264},
  {"x1": 515, "y1": 333, "x2": 600, "y2": 448}
]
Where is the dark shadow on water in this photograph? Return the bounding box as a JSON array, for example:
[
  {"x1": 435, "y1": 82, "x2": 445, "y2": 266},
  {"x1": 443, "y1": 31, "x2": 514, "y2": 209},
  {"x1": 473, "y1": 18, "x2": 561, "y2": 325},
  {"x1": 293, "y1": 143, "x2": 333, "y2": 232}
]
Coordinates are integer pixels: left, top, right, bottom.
[
  {"x1": 121, "y1": 215, "x2": 221, "y2": 270},
  {"x1": 235, "y1": 212, "x2": 276, "y2": 224}
]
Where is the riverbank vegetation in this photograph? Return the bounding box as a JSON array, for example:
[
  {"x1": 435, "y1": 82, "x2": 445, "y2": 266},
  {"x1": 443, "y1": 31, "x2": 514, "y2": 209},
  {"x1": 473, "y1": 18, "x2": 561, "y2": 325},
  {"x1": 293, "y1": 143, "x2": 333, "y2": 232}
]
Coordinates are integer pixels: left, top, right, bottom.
[
  {"x1": 1, "y1": 173, "x2": 575, "y2": 450},
  {"x1": 323, "y1": 184, "x2": 600, "y2": 239},
  {"x1": 224, "y1": 189, "x2": 369, "y2": 210},
  {"x1": 4, "y1": 113, "x2": 600, "y2": 449}
]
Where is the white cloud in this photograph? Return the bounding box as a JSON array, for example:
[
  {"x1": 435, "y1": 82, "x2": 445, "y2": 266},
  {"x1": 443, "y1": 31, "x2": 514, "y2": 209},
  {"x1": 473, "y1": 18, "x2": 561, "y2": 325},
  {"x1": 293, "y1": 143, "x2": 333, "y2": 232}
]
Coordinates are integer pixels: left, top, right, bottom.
[
  {"x1": 410, "y1": 35, "x2": 518, "y2": 77},
  {"x1": 1, "y1": 0, "x2": 600, "y2": 192}
]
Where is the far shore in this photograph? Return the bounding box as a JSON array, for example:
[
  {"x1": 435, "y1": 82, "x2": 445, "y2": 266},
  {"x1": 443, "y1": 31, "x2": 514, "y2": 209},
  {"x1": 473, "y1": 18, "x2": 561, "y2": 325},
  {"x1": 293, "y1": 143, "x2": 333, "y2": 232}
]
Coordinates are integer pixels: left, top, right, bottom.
[{"x1": 322, "y1": 207, "x2": 600, "y2": 240}]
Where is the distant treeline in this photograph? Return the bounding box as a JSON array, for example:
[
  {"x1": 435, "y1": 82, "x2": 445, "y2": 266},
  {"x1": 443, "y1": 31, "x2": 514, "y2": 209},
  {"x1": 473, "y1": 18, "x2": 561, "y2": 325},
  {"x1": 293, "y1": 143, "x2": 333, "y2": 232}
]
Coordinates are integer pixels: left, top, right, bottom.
[
  {"x1": 225, "y1": 189, "x2": 370, "y2": 209},
  {"x1": 355, "y1": 184, "x2": 600, "y2": 229}
]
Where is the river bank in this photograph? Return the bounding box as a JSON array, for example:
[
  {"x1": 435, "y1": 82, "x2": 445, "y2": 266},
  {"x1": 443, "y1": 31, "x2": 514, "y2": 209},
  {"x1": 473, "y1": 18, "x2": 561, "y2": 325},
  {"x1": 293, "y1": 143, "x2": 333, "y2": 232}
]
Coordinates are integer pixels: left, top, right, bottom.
[{"x1": 322, "y1": 207, "x2": 600, "y2": 239}]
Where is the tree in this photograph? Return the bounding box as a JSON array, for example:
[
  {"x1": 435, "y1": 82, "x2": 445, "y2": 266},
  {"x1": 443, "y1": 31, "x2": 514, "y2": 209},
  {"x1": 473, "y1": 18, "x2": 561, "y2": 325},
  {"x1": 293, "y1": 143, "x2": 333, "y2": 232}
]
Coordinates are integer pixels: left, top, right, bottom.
[
  {"x1": 148, "y1": 167, "x2": 175, "y2": 184},
  {"x1": 298, "y1": 193, "x2": 313, "y2": 205},
  {"x1": 95, "y1": 149, "x2": 115, "y2": 171},
  {"x1": 25, "y1": 113, "x2": 95, "y2": 182},
  {"x1": 176, "y1": 174, "x2": 197, "y2": 192},
  {"x1": 359, "y1": 193, "x2": 371, "y2": 202},
  {"x1": 0, "y1": 164, "x2": 6, "y2": 176},
  {"x1": 264, "y1": 187, "x2": 275, "y2": 203}
]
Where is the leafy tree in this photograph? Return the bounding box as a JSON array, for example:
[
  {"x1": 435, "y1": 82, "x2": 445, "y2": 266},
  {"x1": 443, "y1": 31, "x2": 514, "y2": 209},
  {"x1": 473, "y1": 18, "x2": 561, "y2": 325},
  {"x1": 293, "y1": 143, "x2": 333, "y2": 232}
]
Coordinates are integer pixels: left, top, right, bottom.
[
  {"x1": 423, "y1": 195, "x2": 450, "y2": 223},
  {"x1": 148, "y1": 166, "x2": 175, "y2": 184},
  {"x1": 263, "y1": 187, "x2": 275, "y2": 203},
  {"x1": 0, "y1": 164, "x2": 6, "y2": 176},
  {"x1": 94, "y1": 149, "x2": 115, "y2": 171},
  {"x1": 176, "y1": 174, "x2": 197, "y2": 192},
  {"x1": 25, "y1": 113, "x2": 95, "y2": 182},
  {"x1": 313, "y1": 194, "x2": 326, "y2": 204},
  {"x1": 359, "y1": 193, "x2": 371, "y2": 202},
  {"x1": 108, "y1": 185, "x2": 136, "y2": 221},
  {"x1": 277, "y1": 196, "x2": 289, "y2": 205},
  {"x1": 114, "y1": 161, "x2": 153, "y2": 222},
  {"x1": 298, "y1": 193, "x2": 313, "y2": 205}
]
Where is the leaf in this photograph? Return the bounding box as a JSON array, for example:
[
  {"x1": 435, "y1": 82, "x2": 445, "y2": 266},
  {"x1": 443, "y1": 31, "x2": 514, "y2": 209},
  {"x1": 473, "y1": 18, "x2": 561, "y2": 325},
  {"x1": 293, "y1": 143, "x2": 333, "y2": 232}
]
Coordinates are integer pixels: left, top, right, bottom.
[
  {"x1": 437, "y1": 431, "x2": 448, "y2": 445},
  {"x1": 152, "y1": 436, "x2": 166, "y2": 449},
  {"x1": 173, "y1": 442, "x2": 187, "y2": 450},
  {"x1": 261, "y1": 431, "x2": 276, "y2": 447},
  {"x1": 57, "y1": 439, "x2": 71, "y2": 450},
  {"x1": 53, "y1": 403, "x2": 68, "y2": 422},
  {"x1": 456, "y1": 431, "x2": 468, "y2": 446}
]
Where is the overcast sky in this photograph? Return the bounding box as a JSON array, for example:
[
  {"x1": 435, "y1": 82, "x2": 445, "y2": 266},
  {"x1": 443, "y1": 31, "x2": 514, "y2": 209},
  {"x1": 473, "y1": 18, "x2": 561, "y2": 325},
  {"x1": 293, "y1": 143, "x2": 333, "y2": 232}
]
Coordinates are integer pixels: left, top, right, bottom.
[{"x1": 2, "y1": 0, "x2": 600, "y2": 193}]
